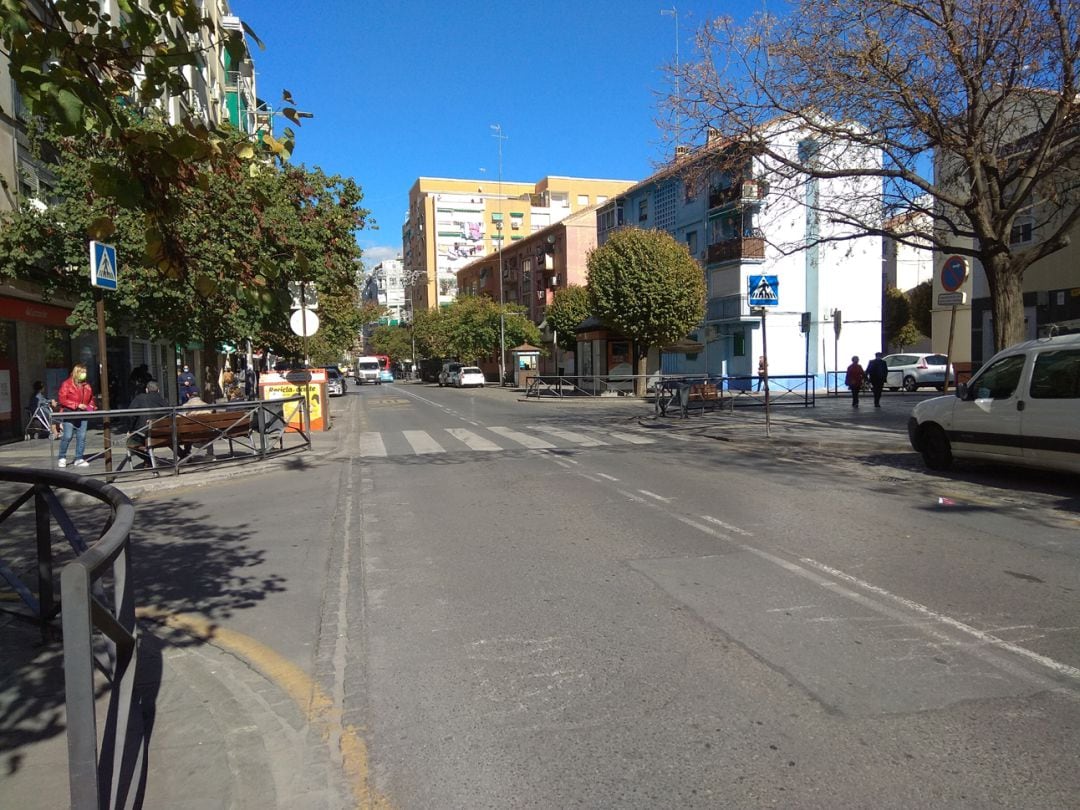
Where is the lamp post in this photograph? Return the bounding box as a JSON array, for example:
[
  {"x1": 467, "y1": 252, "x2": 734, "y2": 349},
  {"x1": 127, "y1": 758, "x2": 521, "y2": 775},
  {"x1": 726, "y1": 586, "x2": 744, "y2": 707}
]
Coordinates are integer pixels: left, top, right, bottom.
[
  {"x1": 660, "y1": 6, "x2": 681, "y2": 151},
  {"x1": 491, "y1": 123, "x2": 508, "y2": 385}
]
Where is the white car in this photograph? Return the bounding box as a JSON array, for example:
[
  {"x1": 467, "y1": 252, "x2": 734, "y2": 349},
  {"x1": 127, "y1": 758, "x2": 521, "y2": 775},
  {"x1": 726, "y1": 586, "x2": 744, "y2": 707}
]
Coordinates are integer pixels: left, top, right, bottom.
[
  {"x1": 455, "y1": 367, "x2": 485, "y2": 388},
  {"x1": 883, "y1": 353, "x2": 953, "y2": 392},
  {"x1": 908, "y1": 333, "x2": 1080, "y2": 473}
]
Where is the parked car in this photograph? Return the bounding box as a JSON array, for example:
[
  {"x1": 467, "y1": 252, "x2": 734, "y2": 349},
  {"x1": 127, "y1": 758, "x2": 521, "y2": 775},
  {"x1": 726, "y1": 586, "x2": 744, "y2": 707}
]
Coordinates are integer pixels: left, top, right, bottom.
[
  {"x1": 355, "y1": 357, "x2": 382, "y2": 385},
  {"x1": 324, "y1": 366, "x2": 345, "y2": 396},
  {"x1": 438, "y1": 362, "x2": 462, "y2": 387},
  {"x1": 883, "y1": 353, "x2": 952, "y2": 392},
  {"x1": 378, "y1": 369, "x2": 394, "y2": 383},
  {"x1": 455, "y1": 367, "x2": 485, "y2": 388},
  {"x1": 908, "y1": 333, "x2": 1080, "y2": 473}
]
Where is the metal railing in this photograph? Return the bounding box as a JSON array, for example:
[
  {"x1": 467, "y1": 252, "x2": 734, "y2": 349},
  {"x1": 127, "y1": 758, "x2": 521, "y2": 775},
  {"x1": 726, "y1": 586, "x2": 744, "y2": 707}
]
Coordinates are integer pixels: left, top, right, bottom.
[
  {"x1": 0, "y1": 467, "x2": 139, "y2": 809},
  {"x1": 654, "y1": 374, "x2": 816, "y2": 417},
  {"x1": 46, "y1": 396, "x2": 310, "y2": 477},
  {"x1": 524, "y1": 374, "x2": 659, "y2": 398}
]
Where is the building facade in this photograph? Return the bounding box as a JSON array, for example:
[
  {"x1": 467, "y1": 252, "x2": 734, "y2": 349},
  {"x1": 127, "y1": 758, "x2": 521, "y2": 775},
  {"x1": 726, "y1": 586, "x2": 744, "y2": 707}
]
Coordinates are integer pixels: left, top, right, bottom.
[
  {"x1": 0, "y1": 1, "x2": 258, "y2": 438},
  {"x1": 596, "y1": 128, "x2": 883, "y2": 388},
  {"x1": 401, "y1": 175, "x2": 635, "y2": 315}
]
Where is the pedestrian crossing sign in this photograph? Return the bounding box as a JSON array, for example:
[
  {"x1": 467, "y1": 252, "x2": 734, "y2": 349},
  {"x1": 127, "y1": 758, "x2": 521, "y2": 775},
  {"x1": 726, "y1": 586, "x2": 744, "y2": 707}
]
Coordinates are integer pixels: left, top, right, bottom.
[
  {"x1": 89, "y1": 241, "x2": 118, "y2": 290},
  {"x1": 748, "y1": 274, "x2": 779, "y2": 307}
]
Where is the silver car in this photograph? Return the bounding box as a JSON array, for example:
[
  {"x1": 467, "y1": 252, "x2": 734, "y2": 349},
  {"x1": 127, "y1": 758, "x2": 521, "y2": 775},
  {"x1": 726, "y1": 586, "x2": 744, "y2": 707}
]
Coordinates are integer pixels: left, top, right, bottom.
[
  {"x1": 884, "y1": 353, "x2": 953, "y2": 392},
  {"x1": 324, "y1": 366, "x2": 345, "y2": 396}
]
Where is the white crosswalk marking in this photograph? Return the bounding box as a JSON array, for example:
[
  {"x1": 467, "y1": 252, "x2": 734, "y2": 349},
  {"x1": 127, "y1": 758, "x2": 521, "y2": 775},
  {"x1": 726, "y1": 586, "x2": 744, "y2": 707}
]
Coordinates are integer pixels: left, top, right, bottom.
[
  {"x1": 487, "y1": 426, "x2": 556, "y2": 449},
  {"x1": 356, "y1": 432, "x2": 387, "y2": 457},
  {"x1": 529, "y1": 425, "x2": 608, "y2": 446},
  {"x1": 403, "y1": 430, "x2": 445, "y2": 454},
  {"x1": 445, "y1": 428, "x2": 500, "y2": 451},
  {"x1": 600, "y1": 430, "x2": 654, "y2": 445}
]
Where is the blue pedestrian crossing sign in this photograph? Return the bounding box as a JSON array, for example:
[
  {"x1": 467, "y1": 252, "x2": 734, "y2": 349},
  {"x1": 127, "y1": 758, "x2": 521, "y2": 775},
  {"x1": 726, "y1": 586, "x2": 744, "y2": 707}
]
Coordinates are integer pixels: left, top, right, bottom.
[
  {"x1": 748, "y1": 274, "x2": 779, "y2": 307},
  {"x1": 89, "y1": 241, "x2": 118, "y2": 290}
]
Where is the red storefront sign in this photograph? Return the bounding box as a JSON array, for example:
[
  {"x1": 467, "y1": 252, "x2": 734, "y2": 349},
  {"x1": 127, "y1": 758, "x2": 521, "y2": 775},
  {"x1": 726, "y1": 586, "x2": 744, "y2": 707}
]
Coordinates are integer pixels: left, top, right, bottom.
[{"x1": 0, "y1": 295, "x2": 73, "y2": 327}]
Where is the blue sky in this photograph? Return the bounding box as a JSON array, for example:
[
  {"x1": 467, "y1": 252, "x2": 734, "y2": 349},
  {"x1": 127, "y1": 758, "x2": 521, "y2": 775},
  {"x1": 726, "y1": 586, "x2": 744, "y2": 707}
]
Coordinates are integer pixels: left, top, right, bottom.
[{"x1": 231, "y1": 1, "x2": 755, "y2": 270}]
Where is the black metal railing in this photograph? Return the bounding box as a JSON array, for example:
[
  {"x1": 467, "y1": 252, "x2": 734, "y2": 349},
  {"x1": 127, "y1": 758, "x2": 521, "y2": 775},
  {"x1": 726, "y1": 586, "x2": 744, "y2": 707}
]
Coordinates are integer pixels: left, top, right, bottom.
[
  {"x1": 0, "y1": 467, "x2": 139, "y2": 809},
  {"x1": 654, "y1": 374, "x2": 816, "y2": 417}
]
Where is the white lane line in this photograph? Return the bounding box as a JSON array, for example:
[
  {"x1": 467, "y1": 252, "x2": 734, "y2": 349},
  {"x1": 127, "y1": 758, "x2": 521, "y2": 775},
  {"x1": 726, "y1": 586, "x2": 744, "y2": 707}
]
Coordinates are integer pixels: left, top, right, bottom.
[
  {"x1": 800, "y1": 557, "x2": 1080, "y2": 682},
  {"x1": 445, "y1": 428, "x2": 500, "y2": 452},
  {"x1": 700, "y1": 515, "x2": 754, "y2": 536},
  {"x1": 356, "y1": 432, "x2": 387, "y2": 457},
  {"x1": 488, "y1": 426, "x2": 556, "y2": 450},
  {"x1": 402, "y1": 430, "x2": 445, "y2": 455},
  {"x1": 577, "y1": 472, "x2": 606, "y2": 482},
  {"x1": 530, "y1": 425, "x2": 608, "y2": 446},
  {"x1": 605, "y1": 431, "x2": 655, "y2": 445},
  {"x1": 638, "y1": 489, "x2": 673, "y2": 503},
  {"x1": 596, "y1": 473, "x2": 619, "y2": 482},
  {"x1": 617, "y1": 489, "x2": 646, "y2": 502}
]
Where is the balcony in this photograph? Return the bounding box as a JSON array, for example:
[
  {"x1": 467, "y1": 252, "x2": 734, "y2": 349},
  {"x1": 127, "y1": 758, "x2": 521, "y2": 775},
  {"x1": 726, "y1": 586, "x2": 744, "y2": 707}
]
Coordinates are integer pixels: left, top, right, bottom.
[
  {"x1": 708, "y1": 180, "x2": 767, "y2": 210},
  {"x1": 707, "y1": 235, "x2": 766, "y2": 264}
]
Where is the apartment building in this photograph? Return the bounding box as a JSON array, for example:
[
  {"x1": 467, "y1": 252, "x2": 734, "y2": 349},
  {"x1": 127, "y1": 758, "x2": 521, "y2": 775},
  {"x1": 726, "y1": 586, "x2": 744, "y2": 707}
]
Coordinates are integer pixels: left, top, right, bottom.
[
  {"x1": 0, "y1": 1, "x2": 258, "y2": 438},
  {"x1": 596, "y1": 127, "x2": 882, "y2": 387},
  {"x1": 401, "y1": 175, "x2": 635, "y2": 315},
  {"x1": 362, "y1": 259, "x2": 407, "y2": 325}
]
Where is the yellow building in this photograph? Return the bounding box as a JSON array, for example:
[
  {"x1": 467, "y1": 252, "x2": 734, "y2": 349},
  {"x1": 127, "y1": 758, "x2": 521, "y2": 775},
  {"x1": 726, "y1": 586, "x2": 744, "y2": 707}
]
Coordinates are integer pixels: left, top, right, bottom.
[{"x1": 401, "y1": 175, "x2": 635, "y2": 314}]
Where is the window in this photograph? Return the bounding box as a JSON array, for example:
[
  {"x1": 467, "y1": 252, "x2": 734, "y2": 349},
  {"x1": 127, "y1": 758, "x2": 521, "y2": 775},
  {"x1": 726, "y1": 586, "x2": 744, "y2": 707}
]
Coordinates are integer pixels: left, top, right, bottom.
[
  {"x1": 686, "y1": 231, "x2": 698, "y2": 256},
  {"x1": 577, "y1": 194, "x2": 589, "y2": 206},
  {"x1": 971, "y1": 355, "x2": 1026, "y2": 400},
  {"x1": 1029, "y1": 350, "x2": 1080, "y2": 399},
  {"x1": 638, "y1": 199, "x2": 648, "y2": 222},
  {"x1": 1009, "y1": 220, "x2": 1033, "y2": 245}
]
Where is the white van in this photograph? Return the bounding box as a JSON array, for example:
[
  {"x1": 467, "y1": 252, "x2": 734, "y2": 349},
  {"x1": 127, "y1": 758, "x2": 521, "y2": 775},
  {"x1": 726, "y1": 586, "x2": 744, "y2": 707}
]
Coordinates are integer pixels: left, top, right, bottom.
[
  {"x1": 908, "y1": 333, "x2": 1080, "y2": 473},
  {"x1": 354, "y1": 356, "x2": 382, "y2": 385}
]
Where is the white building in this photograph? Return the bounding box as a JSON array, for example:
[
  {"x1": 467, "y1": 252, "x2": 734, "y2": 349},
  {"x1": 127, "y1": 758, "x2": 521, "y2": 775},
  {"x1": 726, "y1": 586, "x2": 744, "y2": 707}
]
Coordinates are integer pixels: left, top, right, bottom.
[{"x1": 362, "y1": 259, "x2": 407, "y2": 325}]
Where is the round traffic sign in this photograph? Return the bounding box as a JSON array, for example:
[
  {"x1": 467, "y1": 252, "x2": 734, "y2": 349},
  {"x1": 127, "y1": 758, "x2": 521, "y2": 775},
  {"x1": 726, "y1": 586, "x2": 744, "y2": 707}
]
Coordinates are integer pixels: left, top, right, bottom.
[
  {"x1": 290, "y1": 308, "x2": 320, "y2": 337},
  {"x1": 941, "y1": 255, "x2": 967, "y2": 292}
]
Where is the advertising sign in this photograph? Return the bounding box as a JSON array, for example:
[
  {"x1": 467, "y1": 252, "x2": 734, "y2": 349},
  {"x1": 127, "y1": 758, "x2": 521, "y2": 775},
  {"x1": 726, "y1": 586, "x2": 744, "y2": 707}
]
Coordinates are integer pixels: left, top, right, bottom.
[{"x1": 258, "y1": 368, "x2": 328, "y2": 431}]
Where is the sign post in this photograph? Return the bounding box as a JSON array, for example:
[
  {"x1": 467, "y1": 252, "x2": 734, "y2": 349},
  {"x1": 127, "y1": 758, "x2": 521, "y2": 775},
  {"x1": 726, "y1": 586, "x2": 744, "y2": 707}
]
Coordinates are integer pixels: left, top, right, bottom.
[
  {"x1": 939, "y1": 257, "x2": 968, "y2": 393},
  {"x1": 748, "y1": 275, "x2": 778, "y2": 438},
  {"x1": 89, "y1": 241, "x2": 117, "y2": 473}
]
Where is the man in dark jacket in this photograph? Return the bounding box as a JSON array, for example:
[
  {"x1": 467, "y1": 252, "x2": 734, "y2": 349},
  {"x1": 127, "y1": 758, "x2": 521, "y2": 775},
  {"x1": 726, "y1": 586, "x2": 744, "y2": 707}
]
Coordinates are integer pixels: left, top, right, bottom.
[
  {"x1": 127, "y1": 380, "x2": 169, "y2": 467},
  {"x1": 866, "y1": 352, "x2": 889, "y2": 407}
]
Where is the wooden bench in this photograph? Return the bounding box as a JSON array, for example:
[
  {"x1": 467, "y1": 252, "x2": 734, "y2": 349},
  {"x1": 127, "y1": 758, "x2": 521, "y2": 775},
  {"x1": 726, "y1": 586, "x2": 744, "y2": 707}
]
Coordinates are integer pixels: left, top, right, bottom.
[
  {"x1": 125, "y1": 410, "x2": 254, "y2": 469},
  {"x1": 685, "y1": 382, "x2": 721, "y2": 415}
]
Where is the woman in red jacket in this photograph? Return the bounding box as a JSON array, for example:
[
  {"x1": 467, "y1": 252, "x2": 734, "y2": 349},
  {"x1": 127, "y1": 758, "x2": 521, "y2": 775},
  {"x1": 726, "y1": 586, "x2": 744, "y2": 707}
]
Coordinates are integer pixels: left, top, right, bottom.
[{"x1": 56, "y1": 362, "x2": 97, "y2": 468}]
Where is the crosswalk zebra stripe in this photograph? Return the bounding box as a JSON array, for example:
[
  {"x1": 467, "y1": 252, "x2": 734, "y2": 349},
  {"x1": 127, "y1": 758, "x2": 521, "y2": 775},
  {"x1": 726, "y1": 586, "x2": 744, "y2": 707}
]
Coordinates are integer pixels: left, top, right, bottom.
[
  {"x1": 487, "y1": 426, "x2": 556, "y2": 449},
  {"x1": 529, "y1": 425, "x2": 608, "y2": 446},
  {"x1": 403, "y1": 430, "x2": 445, "y2": 454},
  {"x1": 445, "y1": 428, "x2": 500, "y2": 451},
  {"x1": 356, "y1": 432, "x2": 387, "y2": 457},
  {"x1": 602, "y1": 431, "x2": 654, "y2": 445}
]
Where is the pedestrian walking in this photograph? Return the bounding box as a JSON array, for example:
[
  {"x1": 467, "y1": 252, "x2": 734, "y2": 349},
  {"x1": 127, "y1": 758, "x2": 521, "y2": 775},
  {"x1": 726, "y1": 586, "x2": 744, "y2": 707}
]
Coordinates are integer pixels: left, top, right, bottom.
[
  {"x1": 178, "y1": 364, "x2": 197, "y2": 403},
  {"x1": 756, "y1": 355, "x2": 768, "y2": 391},
  {"x1": 56, "y1": 362, "x2": 97, "y2": 467},
  {"x1": 866, "y1": 352, "x2": 889, "y2": 407},
  {"x1": 844, "y1": 356, "x2": 865, "y2": 408}
]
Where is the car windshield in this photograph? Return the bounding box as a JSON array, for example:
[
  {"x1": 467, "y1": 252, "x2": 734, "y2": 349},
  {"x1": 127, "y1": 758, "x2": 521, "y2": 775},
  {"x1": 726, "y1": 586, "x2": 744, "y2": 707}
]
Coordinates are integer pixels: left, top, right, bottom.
[
  {"x1": 326, "y1": 368, "x2": 341, "y2": 378},
  {"x1": 462, "y1": 368, "x2": 481, "y2": 374},
  {"x1": 359, "y1": 362, "x2": 379, "y2": 370},
  {"x1": 925, "y1": 355, "x2": 947, "y2": 365}
]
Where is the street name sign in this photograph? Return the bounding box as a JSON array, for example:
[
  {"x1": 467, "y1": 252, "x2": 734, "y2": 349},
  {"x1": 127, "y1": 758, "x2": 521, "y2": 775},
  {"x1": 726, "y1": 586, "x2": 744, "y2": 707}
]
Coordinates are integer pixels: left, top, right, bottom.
[
  {"x1": 938, "y1": 291, "x2": 967, "y2": 306},
  {"x1": 89, "y1": 241, "x2": 118, "y2": 290},
  {"x1": 748, "y1": 275, "x2": 779, "y2": 307}
]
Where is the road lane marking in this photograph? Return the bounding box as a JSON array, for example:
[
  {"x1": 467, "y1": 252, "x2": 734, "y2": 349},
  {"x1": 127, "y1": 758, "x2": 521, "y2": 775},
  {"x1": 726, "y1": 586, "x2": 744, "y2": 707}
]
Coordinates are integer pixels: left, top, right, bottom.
[
  {"x1": 529, "y1": 425, "x2": 608, "y2": 446},
  {"x1": 604, "y1": 431, "x2": 655, "y2": 445},
  {"x1": 617, "y1": 489, "x2": 646, "y2": 502},
  {"x1": 356, "y1": 432, "x2": 387, "y2": 457},
  {"x1": 799, "y1": 557, "x2": 1080, "y2": 682},
  {"x1": 445, "y1": 428, "x2": 500, "y2": 452},
  {"x1": 596, "y1": 473, "x2": 619, "y2": 481},
  {"x1": 700, "y1": 515, "x2": 754, "y2": 536},
  {"x1": 137, "y1": 607, "x2": 391, "y2": 809},
  {"x1": 488, "y1": 426, "x2": 555, "y2": 449},
  {"x1": 403, "y1": 430, "x2": 444, "y2": 454},
  {"x1": 638, "y1": 489, "x2": 672, "y2": 503}
]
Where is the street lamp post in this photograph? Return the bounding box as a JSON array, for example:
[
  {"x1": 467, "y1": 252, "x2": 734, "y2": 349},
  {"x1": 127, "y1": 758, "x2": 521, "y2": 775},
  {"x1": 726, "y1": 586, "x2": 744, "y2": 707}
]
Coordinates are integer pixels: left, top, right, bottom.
[
  {"x1": 661, "y1": 6, "x2": 682, "y2": 151},
  {"x1": 491, "y1": 123, "x2": 508, "y2": 386}
]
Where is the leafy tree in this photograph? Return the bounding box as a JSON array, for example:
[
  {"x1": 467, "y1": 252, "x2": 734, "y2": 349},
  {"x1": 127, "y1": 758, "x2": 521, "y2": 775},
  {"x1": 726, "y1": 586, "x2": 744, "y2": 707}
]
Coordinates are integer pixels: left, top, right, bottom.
[
  {"x1": 883, "y1": 286, "x2": 911, "y2": 349},
  {"x1": 0, "y1": 1, "x2": 306, "y2": 275},
  {"x1": 410, "y1": 297, "x2": 540, "y2": 364},
  {"x1": 546, "y1": 285, "x2": 592, "y2": 352},
  {"x1": 412, "y1": 307, "x2": 452, "y2": 359},
  {"x1": 908, "y1": 281, "x2": 933, "y2": 340},
  {"x1": 668, "y1": 0, "x2": 1080, "y2": 351},
  {"x1": 370, "y1": 325, "x2": 414, "y2": 363},
  {"x1": 587, "y1": 228, "x2": 705, "y2": 395}
]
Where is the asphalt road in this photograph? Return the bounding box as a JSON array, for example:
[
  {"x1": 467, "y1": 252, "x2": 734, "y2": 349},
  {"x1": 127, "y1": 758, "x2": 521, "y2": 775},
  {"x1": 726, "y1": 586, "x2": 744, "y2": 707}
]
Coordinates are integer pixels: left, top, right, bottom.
[{"x1": 133, "y1": 382, "x2": 1080, "y2": 808}]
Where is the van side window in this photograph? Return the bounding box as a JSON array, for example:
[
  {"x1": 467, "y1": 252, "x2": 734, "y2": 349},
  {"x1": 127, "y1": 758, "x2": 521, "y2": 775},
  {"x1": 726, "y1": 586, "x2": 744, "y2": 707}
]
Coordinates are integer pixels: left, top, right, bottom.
[
  {"x1": 971, "y1": 355, "x2": 1026, "y2": 400},
  {"x1": 1029, "y1": 349, "x2": 1080, "y2": 399}
]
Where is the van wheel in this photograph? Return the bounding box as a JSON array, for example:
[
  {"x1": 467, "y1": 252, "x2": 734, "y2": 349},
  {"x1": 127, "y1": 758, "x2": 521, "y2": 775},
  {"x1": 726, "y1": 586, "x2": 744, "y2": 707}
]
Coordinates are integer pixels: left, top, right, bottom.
[
  {"x1": 903, "y1": 375, "x2": 918, "y2": 392},
  {"x1": 919, "y1": 425, "x2": 953, "y2": 470}
]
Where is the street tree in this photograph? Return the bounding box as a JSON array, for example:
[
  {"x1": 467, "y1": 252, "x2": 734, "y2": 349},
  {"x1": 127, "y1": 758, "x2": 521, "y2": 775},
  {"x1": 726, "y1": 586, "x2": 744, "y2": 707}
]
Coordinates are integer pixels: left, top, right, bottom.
[
  {"x1": 0, "y1": 1, "x2": 306, "y2": 276},
  {"x1": 546, "y1": 285, "x2": 592, "y2": 352},
  {"x1": 883, "y1": 286, "x2": 912, "y2": 349},
  {"x1": 909, "y1": 281, "x2": 934, "y2": 339},
  {"x1": 369, "y1": 325, "x2": 414, "y2": 364},
  {"x1": 586, "y1": 228, "x2": 705, "y2": 396},
  {"x1": 669, "y1": 0, "x2": 1080, "y2": 351}
]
